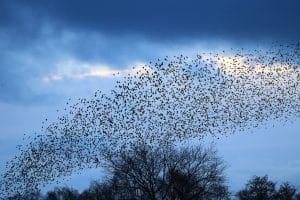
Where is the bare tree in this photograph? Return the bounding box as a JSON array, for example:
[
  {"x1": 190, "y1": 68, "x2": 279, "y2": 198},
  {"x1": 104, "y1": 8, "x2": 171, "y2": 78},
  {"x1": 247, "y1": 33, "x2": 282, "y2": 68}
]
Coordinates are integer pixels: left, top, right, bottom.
[{"x1": 105, "y1": 143, "x2": 230, "y2": 200}]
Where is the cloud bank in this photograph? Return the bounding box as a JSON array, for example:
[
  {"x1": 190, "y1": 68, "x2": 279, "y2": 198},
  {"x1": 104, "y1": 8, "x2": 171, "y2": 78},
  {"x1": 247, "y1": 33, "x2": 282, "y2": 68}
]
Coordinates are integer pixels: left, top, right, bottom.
[{"x1": 1, "y1": 0, "x2": 300, "y2": 104}]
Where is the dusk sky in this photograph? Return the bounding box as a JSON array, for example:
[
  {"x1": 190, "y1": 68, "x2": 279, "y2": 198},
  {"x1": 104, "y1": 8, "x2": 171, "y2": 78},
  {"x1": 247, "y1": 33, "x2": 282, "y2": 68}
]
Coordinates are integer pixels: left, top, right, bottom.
[{"x1": 0, "y1": 0, "x2": 300, "y2": 194}]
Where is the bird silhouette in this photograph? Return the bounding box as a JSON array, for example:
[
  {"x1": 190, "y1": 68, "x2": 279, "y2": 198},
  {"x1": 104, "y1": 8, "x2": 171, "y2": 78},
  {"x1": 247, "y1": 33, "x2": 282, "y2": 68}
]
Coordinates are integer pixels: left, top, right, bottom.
[{"x1": 0, "y1": 43, "x2": 299, "y2": 198}]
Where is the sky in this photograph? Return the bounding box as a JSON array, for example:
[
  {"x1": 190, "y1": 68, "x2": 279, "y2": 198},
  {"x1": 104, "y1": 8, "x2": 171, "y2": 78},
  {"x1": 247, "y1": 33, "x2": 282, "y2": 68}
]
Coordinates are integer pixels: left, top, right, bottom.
[{"x1": 0, "y1": 0, "x2": 300, "y2": 193}]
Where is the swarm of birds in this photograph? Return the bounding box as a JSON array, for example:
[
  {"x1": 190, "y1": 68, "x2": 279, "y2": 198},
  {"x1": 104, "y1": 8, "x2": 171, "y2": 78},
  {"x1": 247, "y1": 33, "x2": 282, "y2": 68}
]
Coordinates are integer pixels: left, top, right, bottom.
[{"x1": 0, "y1": 43, "x2": 299, "y2": 198}]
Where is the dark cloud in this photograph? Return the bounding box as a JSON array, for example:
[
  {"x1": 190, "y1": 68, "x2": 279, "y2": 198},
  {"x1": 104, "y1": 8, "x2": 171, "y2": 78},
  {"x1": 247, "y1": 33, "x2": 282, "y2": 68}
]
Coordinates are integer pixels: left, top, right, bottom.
[
  {"x1": 2, "y1": 0, "x2": 300, "y2": 40},
  {"x1": 0, "y1": 0, "x2": 299, "y2": 104},
  {"x1": 0, "y1": 26, "x2": 170, "y2": 104}
]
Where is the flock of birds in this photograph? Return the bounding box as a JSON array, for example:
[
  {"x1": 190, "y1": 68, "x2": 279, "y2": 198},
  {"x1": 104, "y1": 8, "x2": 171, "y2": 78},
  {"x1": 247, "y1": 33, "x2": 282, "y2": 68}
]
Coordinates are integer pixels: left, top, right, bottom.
[{"x1": 0, "y1": 43, "x2": 299, "y2": 198}]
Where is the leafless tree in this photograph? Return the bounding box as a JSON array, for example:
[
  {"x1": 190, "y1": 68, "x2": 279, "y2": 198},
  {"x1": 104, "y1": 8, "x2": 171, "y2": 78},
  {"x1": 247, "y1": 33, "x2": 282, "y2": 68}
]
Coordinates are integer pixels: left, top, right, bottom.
[{"x1": 104, "y1": 143, "x2": 230, "y2": 200}]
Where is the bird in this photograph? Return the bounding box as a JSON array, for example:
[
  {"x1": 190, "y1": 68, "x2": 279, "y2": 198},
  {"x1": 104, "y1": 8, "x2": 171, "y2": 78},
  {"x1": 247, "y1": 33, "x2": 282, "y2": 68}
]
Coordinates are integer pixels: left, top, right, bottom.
[{"x1": 1, "y1": 42, "x2": 299, "y2": 198}]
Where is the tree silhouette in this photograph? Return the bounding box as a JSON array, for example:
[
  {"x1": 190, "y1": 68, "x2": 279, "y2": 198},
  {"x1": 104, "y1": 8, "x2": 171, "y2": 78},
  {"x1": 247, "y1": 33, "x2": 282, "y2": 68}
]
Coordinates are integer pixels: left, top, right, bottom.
[
  {"x1": 1, "y1": 43, "x2": 299, "y2": 197},
  {"x1": 237, "y1": 175, "x2": 277, "y2": 200},
  {"x1": 73, "y1": 144, "x2": 230, "y2": 200},
  {"x1": 80, "y1": 180, "x2": 116, "y2": 200},
  {"x1": 45, "y1": 187, "x2": 79, "y2": 200},
  {"x1": 295, "y1": 192, "x2": 300, "y2": 200},
  {"x1": 276, "y1": 182, "x2": 296, "y2": 200},
  {"x1": 104, "y1": 144, "x2": 230, "y2": 200},
  {"x1": 237, "y1": 176, "x2": 299, "y2": 200},
  {"x1": 5, "y1": 170, "x2": 300, "y2": 200}
]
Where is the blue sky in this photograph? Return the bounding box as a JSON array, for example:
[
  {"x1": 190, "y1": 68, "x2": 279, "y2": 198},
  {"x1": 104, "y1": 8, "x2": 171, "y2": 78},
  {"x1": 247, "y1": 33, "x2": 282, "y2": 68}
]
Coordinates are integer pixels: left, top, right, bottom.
[{"x1": 0, "y1": 0, "x2": 300, "y2": 193}]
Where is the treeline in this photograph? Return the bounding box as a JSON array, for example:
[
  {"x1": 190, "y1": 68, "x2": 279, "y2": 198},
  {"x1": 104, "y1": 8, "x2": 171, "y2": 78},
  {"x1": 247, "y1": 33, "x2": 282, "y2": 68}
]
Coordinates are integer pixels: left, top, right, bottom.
[{"x1": 6, "y1": 144, "x2": 300, "y2": 200}]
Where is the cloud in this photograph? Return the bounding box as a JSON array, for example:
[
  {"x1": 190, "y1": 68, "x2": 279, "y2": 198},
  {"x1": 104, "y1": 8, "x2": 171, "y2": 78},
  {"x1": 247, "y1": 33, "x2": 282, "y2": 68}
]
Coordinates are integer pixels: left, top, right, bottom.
[
  {"x1": 2, "y1": 0, "x2": 300, "y2": 41},
  {"x1": 211, "y1": 55, "x2": 299, "y2": 79},
  {"x1": 0, "y1": 15, "x2": 229, "y2": 105},
  {"x1": 0, "y1": 27, "x2": 166, "y2": 104},
  {"x1": 42, "y1": 59, "x2": 149, "y2": 82},
  {"x1": 1, "y1": 0, "x2": 299, "y2": 104}
]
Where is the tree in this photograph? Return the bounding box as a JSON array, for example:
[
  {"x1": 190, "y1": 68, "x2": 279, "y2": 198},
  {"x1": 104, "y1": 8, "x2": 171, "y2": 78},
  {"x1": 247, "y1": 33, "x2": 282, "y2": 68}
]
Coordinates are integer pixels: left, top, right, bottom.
[
  {"x1": 295, "y1": 192, "x2": 300, "y2": 200},
  {"x1": 105, "y1": 143, "x2": 230, "y2": 200},
  {"x1": 236, "y1": 176, "x2": 300, "y2": 200},
  {"x1": 44, "y1": 187, "x2": 79, "y2": 200},
  {"x1": 276, "y1": 182, "x2": 296, "y2": 200},
  {"x1": 236, "y1": 175, "x2": 277, "y2": 200},
  {"x1": 79, "y1": 180, "x2": 116, "y2": 200}
]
